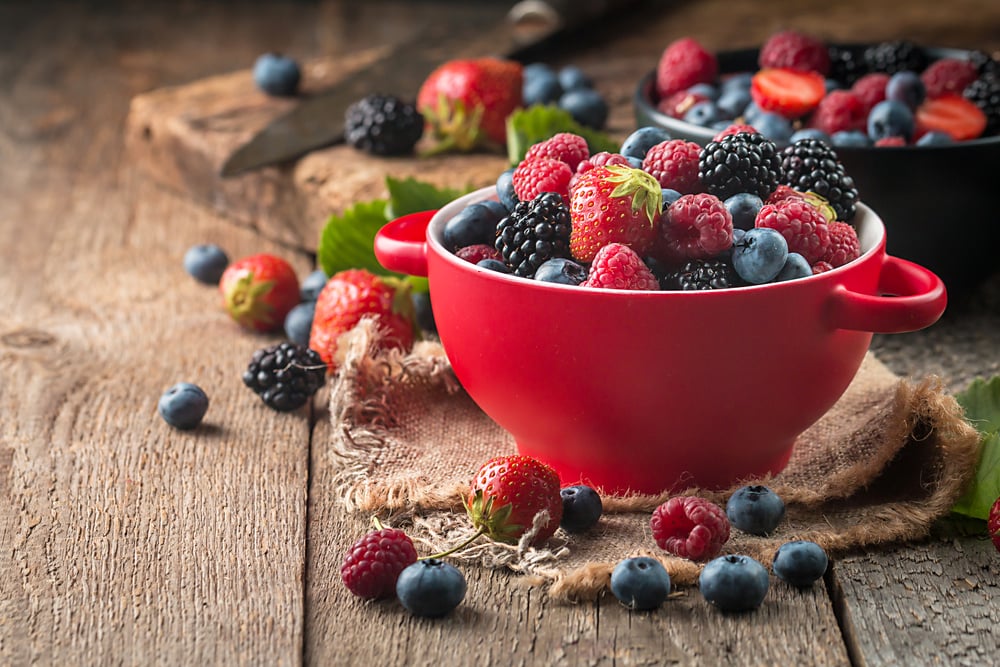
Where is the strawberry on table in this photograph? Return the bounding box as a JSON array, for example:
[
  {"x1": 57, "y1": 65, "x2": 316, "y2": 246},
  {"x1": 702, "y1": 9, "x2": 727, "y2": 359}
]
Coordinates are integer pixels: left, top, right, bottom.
[
  {"x1": 219, "y1": 253, "x2": 300, "y2": 333},
  {"x1": 465, "y1": 455, "x2": 563, "y2": 546},
  {"x1": 751, "y1": 67, "x2": 826, "y2": 118},
  {"x1": 569, "y1": 165, "x2": 663, "y2": 263}
]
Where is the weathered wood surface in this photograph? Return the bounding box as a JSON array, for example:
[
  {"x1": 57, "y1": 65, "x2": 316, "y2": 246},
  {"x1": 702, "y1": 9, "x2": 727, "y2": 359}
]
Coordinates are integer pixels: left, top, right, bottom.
[{"x1": 2, "y1": 1, "x2": 1000, "y2": 666}]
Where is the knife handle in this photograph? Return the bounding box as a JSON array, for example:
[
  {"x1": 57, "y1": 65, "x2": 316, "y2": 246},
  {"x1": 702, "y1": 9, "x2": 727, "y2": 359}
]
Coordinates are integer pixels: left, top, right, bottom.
[{"x1": 508, "y1": 0, "x2": 644, "y2": 31}]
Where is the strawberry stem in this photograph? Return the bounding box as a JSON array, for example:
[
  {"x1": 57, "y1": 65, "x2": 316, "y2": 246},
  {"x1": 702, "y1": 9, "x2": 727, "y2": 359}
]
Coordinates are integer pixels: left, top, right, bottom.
[{"x1": 419, "y1": 527, "x2": 487, "y2": 561}]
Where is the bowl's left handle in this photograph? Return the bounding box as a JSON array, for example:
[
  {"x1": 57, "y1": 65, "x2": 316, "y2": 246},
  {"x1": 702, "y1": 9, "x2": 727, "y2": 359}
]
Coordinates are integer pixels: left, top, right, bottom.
[{"x1": 373, "y1": 210, "x2": 436, "y2": 278}]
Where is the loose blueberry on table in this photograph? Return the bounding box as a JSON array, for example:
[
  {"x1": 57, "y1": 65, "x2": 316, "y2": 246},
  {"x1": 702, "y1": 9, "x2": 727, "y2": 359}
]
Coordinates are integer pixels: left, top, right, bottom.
[
  {"x1": 725, "y1": 485, "x2": 786, "y2": 536},
  {"x1": 699, "y1": 554, "x2": 770, "y2": 612},
  {"x1": 772, "y1": 540, "x2": 830, "y2": 587},
  {"x1": 610, "y1": 557, "x2": 672, "y2": 610},
  {"x1": 158, "y1": 382, "x2": 209, "y2": 430}
]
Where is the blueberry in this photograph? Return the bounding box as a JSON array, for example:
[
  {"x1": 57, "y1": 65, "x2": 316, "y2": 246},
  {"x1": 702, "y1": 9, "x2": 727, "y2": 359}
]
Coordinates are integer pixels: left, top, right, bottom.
[
  {"x1": 158, "y1": 382, "x2": 209, "y2": 430},
  {"x1": 610, "y1": 557, "x2": 671, "y2": 610},
  {"x1": 732, "y1": 227, "x2": 788, "y2": 284},
  {"x1": 253, "y1": 52, "x2": 301, "y2": 97},
  {"x1": 443, "y1": 202, "x2": 504, "y2": 250},
  {"x1": 283, "y1": 301, "x2": 315, "y2": 346},
  {"x1": 725, "y1": 485, "x2": 786, "y2": 536},
  {"x1": 699, "y1": 555, "x2": 769, "y2": 612},
  {"x1": 523, "y1": 62, "x2": 555, "y2": 83},
  {"x1": 732, "y1": 227, "x2": 746, "y2": 245},
  {"x1": 683, "y1": 101, "x2": 721, "y2": 127},
  {"x1": 721, "y1": 72, "x2": 753, "y2": 93},
  {"x1": 916, "y1": 131, "x2": 954, "y2": 146},
  {"x1": 687, "y1": 82, "x2": 720, "y2": 101},
  {"x1": 789, "y1": 128, "x2": 832, "y2": 144},
  {"x1": 496, "y1": 169, "x2": 518, "y2": 212},
  {"x1": 183, "y1": 244, "x2": 229, "y2": 285},
  {"x1": 723, "y1": 193, "x2": 763, "y2": 231},
  {"x1": 751, "y1": 112, "x2": 794, "y2": 144},
  {"x1": 716, "y1": 88, "x2": 752, "y2": 119},
  {"x1": 559, "y1": 89, "x2": 608, "y2": 129},
  {"x1": 885, "y1": 71, "x2": 926, "y2": 109},
  {"x1": 625, "y1": 156, "x2": 643, "y2": 169},
  {"x1": 772, "y1": 541, "x2": 829, "y2": 587},
  {"x1": 824, "y1": 78, "x2": 842, "y2": 93},
  {"x1": 412, "y1": 291, "x2": 436, "y2": 334},
  {"x1": 557, "y1": 65, "x2": 592, "y2": 92},
  {"x1": 396, "y1": 558, "x2": 467, "y2": 617},
  {"x1": 524, "y1": 70, "x2": 563, "y2": 106},
  {"x1": 742, "y1": 100, "x2": 765, "y2": 123},
  {"x1": 661, "y1": 187, "x2": 683, "y2": 210},
  {"x1": 831, "y1": 130, "x2": 873, "y2": 148},
  {"x1": 775, "y1": 252, "x2": 813, "y2": 282},
  {"x1": 620, "y1": 127, "x2": 672, "y2": 161},
  {"x1": 477, "y1": 258, "x2": 511, "y2": 273},
  {"x1": 867, "y1": 100, "x2": 915, "y2": 142},
  {"x1": 559, "y1": 485, "x2": 603, "y2": 532},
  {"x1": 299, "y1": 269, "x2": 328, "y2": 302},
  {"x1": 533, "y1": 257, "x2": 587, "y2": 286}
]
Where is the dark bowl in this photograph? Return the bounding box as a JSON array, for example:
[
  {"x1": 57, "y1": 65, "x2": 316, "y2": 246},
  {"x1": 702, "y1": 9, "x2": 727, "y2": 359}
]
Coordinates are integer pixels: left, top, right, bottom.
[{"x1": 634, "y1": 46, "x2": 1000, "y2": 294}]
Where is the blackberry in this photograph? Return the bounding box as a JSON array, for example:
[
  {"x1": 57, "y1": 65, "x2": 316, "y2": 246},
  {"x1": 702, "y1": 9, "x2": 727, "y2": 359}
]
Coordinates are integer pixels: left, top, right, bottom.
[
  {"x1": 863, "y1": 40, "x2": 928, "y2": 75},
  {"x1": 666, "y1": 258, "x2": 741, "y2": 291},
  {"x1": 344, "y1": 94, "x2": 423, "y2": 156},
  {"x1": 779, "y1": 139, "x2": 859, "y2": 221},
  {"x1": 964, "y1": 72, "x2": 1000, "y2": 135},
  {"x1": 495, "y1": 192, "x2": 572, "y2": 278},
  {"x1": 827, "y1": 45, "x2": 867, "y2": 87},
  {"x1": 969, "y1": 50, "x2": 1000, "y2": 77},
  {"x1": 698, "y1": 132, "x2": 782, "y2": 201},
  {"x1": 243, "y1": 341, "x2": 326, "y2": 412}
]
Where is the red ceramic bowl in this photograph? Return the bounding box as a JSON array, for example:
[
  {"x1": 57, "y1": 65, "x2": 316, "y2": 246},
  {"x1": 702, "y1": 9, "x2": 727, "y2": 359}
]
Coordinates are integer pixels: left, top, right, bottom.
[{"x1": 375, "y1": 187, "x2": 946, "y2": 495}]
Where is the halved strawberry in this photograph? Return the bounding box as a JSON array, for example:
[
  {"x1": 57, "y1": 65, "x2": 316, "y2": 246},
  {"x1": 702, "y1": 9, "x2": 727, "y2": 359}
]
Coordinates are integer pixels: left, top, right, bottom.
[
  {"x1": 915, "y1": 94, "x2": 988, "y2": 141},
  {"x1": 751, "y1": 68, "x2": 826, "y2": 119}
]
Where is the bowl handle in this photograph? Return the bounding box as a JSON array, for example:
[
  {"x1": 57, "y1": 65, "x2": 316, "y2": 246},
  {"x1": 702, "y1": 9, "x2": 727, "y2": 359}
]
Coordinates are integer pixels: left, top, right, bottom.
[
  {"x1": 373, "y1": 210, "x2": 435, "y2": 278},
  {"x1": 826, "y1": 255, "x2": 947, "y2": 333}
]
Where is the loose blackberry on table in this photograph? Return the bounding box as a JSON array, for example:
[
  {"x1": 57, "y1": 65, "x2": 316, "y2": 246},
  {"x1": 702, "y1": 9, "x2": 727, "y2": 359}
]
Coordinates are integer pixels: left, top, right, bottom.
[
  {"x1": 243, "y1": 341, "x2": 326, "y2": 412},
  {"x1": 779, "y1": 138, "x2": 859, "y2": 222},
  {"x1": 344, "y1": 93, "x2": 424, "y2": 156},
  {"x1": 494, "y1": 192, "x2": 572, "y2": 278}
]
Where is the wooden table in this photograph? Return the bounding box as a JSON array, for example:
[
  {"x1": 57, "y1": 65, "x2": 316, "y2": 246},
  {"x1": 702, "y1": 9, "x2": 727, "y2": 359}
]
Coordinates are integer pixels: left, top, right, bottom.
[{"x1": 2, "y1": 1, "x2": 999, "y2": 665}]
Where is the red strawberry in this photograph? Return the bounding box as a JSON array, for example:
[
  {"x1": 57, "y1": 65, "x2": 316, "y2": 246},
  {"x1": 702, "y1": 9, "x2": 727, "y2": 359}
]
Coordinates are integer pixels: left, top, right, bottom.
[
  {"x1": 309, "y1": 269, "x2": 415, "y2": 369},
  {"x1": 340, "y1": 527, "x2": 418, "y2": 599},
  {"x1": 465, "y1": 455, "x2": 563, "y2": 546},
  {"x1": 751, "y1": 68, "x2": 826, "y2": 118},
  {"x1": 219, "y1": 253, "x2": 300, "y2": 333},
  {"x1": 417, "y1": 57, "x2": 523, "y2": 151},
  {"x1": 915, "y1": 94, "x2": 988, "y2": 141},
  {"x1": 988, "y1": 496, "x2": 1000, "y2": 554},
  {"x1": 583, "y1": 243, "x2": 660, "y2": 291},
  {"x1": 569, "y1": 165, "x2": 663, "y2": 263}
]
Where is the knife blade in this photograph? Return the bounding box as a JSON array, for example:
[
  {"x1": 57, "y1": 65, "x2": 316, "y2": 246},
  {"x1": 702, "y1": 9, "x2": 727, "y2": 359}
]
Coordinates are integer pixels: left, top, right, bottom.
[{"x1": 220, "y1": 0, "x2": 629, "y2": 176}]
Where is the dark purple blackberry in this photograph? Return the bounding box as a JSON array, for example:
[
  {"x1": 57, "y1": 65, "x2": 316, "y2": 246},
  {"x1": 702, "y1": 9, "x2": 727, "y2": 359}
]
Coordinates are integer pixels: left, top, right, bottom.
[
  {"x1": 345, "y1": 94, "x2": 424, "y2": 156},
  {"x1": 827, "y1": 45, "x2": 867, "y2": 87},
  {"x1": 863, "y1": 40, "x2": 928, "y2": 75},
  {"x1": 495, "y1": 192, "x2": 572, "y2": 278},
  {"x1": 779, "y1": 139, "x2": 859, "y2": 222},
  {"x1": 666, "y1": 258, "x2": 742, "y2": 291},
  {"x1": 969, "y1": 50, "x2": 999, "y2": 76},
  {"x1": 243, "y1": 342, "x2": 326, "y2": 412},
  {"x1": 698, "y1": 132, "x2": 782, "y2": 202},
  {"x1": 964, "y1": 72, "x2": 1000, "y2": 135}
]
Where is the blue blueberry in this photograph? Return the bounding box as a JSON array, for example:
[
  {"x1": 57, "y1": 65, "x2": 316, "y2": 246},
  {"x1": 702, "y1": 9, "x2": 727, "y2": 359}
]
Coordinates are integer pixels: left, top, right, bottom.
[
  {"x1": 772, "y1": 541, "x2": 829, "y2": 588},
  {"x1": 831, "y1": 130, "x2": 873, "y2": 148},
  {"x1": 524, "y1": 70, "x2": 562, "y2": 106},
  {"x1": 395, "y1": 558, "x2": 467, "y2": 617},
  {"x1": 916, "y1": 131, "x2": 954, "y2": 147},
  {"x1": 412, "y1": 291, "x2": 436, "y2": 334},
  {"x1": 477, "y1": 258, "x2": 511, "y2": 273},
  {"x1": 283, "y1": 301, "x2": 315, "y2": 346},
  {"x1": 725, "y1": 485, "x2": 786, "y2": 536},
  {"x1": 559, "y1": 88, "x2": 608, "y2": 129},
  {"x1": 723, "y1": 193, "x2": 763, "y2": 231},
  {"x1": 661, "y1": 187, "x2": 683, "y2": 210},
  {"x1": 751, "y1": 112, "x2": 794, "y2": 144},
  {"x1": 683, "y1": 101, "x2": 721, "y2": 127},
  {"x1": 699, "y1": 555, "x2": 770, "y2": 612},
  {"x1": 732, "y1": 227, "x2": 746, "y2": 245},
  {"x1": 523, "y1": 62, "x2": 555, "y2": 83},
  {"x1": 867, "y1": 100, "x2": 915, "y2": 142},
  {"x1": 496, "y1": 169, "x2": 518, "y2": 211},
  {"x1": 687, "y1": 82, "x2": 719, "y2": 101},
  {"x1": 775, "y1": 252, "x2": 812, "y2": 282},
  {"x1": 885, "y1": 71, "x2": 926, "y2": 109},
  {"x1": 183, "y1": 244, "x2": 229, "y2": 285},
  {"x1": 479, "y1": 199, "x2": 509, "y2": 222},
  {"x1": 443, "y1": 202, "x2": 504, "y2": 250},
  {"x1": 741, "y1": 100, "x2": 765, "y2": 123},
  {"x1": 559, "y1": 485, "x2": 603, "y2": 532},
  {"x1": 620, "y1": 127, "x2": 672, "y2": 161},
  {"x1": 716, "y1": 88, "x2": 752, "y2": 119},
  {"x1": 732, "y1": 227, "x2": 788, "y2": 284},
  {"x1": 253, "y1": 53, "x2": 301, "y2": 97},
  {"x1": 625, "y1": 156, "x2": 643, "y2": 169},
  {"x1": 721, "y1": 72, "x2": 753, "y2": 93},
  {"x1": 610, "y1": 557, "x2": 671, "y2": 610},
  {"x1": 533, "y1": 257, "x2": 587, "y2": 285},
  {"x1": 299, "y1": 269, "x2": 328, "y2": 302},
  {"x1": 789, "y1": 128, "x2": 832, "y2": 144},
  {"x1": 824, "y1": 78, "x2": 842, "y2": 93},
  {"x1": 558, "y1": 65, "x2": 592, "y2": 92},
  {"x1": 158, "y1": 382, "x2": 209, "y2": 430}
]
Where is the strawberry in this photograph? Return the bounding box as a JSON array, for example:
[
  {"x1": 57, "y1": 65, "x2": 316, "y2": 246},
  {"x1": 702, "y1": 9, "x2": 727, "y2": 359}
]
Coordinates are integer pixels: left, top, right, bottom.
[
  {"x1": 989, "y1": 496, "x2": 1000, "y2": 554},
  {"x1": 218, "y1": 253, "x2": 300, "y2": 333},
  {"x1": 417, "y1": 57, "x2": 523, "y2": 152},
  {"x1": 465, "y1": 454, "x2": 563, "y2": 546},
  {"x1": 751, "y1": 68, "x2": 826, "y2": 119},
  {"x1": 915, "y1": 94, "x2": 988, "y2": 141},
  {"x1": 308, "y1": 269, "x2": 415, "y2": 369},
  {"x1": 569, "y1": 165, "x2": 663, "y2": 263}
]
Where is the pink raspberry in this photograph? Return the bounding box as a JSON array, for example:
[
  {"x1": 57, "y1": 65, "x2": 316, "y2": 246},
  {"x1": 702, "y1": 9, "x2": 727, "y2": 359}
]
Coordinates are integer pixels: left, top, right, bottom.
[
  {"x1": 875, "y1": 136, "x2": 907, "y2": 147},
  {"x1": 583, "y1": 243, "x2": 659, "y2": 291},
  {"x1": 811, "y1": 260, "x2": 834, "y2": 274},
  {"x1": 512, "y1": 157, "x2": 573, "y2": 205},
  {"x1": 921, "y1": 58, "x2": 978, "y2": 99},
  {"x1": 656, "y1": 37, "x2": 718, "y2": 98},
  {"x1": 650, "y1": 496, "x2": 730, "y2": 562},
  {"x1": 821, "y1": 221, "x2": 861, "y2": 267},
  {"x1": 657, "y1": 193, "x2": 734, "y2": 263},
  {"x1": 657, "y1": 89, "x2": 710, "y2": 118},
  {"x1": 766, "y1": 184, "x2": 806, "y2": 205},
  {"x1": 851, "y1": 73, "x2": 890, "y2": 114},
  {"x1": 756, "y1": 199, "x2": 831, "y2": 265},
  {"x1": 808, "y1": 90, "x2": 866, "y2": 134},
  {"x1": 758, "y1": 30, "x2": 830, "y2": 75},
  {"x1": 712, "y1": 123, "x2": 758, "y2": 141},
  {"x1": 455, "y1": 244, "x2": 501, "y2": 265},
  {"x1": 340, "y1": 528, "x2": 418, "y2": 599},
  {"x1": 641, "y1": 139, "x2": 702, "y2": 193},
  {"x1": 524, "y1": 132, "x2": 590, "y2": 171}
]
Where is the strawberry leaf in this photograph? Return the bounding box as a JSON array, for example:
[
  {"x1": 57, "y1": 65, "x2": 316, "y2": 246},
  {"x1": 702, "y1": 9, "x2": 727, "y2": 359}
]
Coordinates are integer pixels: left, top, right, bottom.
[
  {"x1": 506, "y1": 104, "x2": 619, "y2": 165},
  {"x1": 385, "y1": 176, "x2": 473, "y2": 220},
  {"x1": 317, "y1": 198, "x2": 391, "y2": 279},
  {"x1": 951, "y1": 375, "x2": 1000, "y2": 521}
]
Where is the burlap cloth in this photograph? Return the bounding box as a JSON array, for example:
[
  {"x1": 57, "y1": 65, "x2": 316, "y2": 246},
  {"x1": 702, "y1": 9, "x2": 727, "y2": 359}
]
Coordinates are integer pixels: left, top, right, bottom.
[{"x1": 327, "y1": 320, "x2": 982, "y2": 602}]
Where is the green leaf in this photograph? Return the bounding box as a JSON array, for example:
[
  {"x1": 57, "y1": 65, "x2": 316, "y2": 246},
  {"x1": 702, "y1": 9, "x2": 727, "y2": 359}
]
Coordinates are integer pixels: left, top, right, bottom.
[
  {"x1": 950, "y1": 375, "x2": 1000, "y2": 520},
  {"x1": 506, "y1": 104, "x2": 620, "y2": 165},
  {"x1": 956, "y1": 375, "x2": 1000, "y2": 434},
  {"x1": 316, "y1": 199, "x2": 390, "y2": 278},
  {"x1": 385, "y1": 176, "x2": 473, "y2": 220}
]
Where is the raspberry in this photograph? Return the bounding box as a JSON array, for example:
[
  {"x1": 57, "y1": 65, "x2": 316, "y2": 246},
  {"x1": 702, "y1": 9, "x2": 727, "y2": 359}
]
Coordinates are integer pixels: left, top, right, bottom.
[
  {"x1": 808, "y1": 90, "x2": 866, "y2": 135},
  {"x1": 340, "y1": 528, "x2": 418, "y2": 599},
  {"x1": 455, "y1": 244, "x2": 501, "y2": 264},
  {"x1": 659, "y1": 193, "x2": 734, "y2": 262},
  {"x1": 583, "y1": 243, "x2": 659, "y2": 291},
  {"x1": 641, "y1": 139, "x2": 702, "y2": 193},
  {"x1": 851, "y1": 73, "x2": 890, "y2": 114},
  {"x1": 988, "y1": 496, "x2": 1000, "y2": 555},
  {"x1": 756, "y1": 198, "x2": 832, "y2": 265},
  {"x1": 758, "y1": 30, "x2": 830, "y2": 75},
  {"x1": 712, "y1": 123, "x2": 758, "y2": 141},
  {"x1": 921, "y1": 58, "x2": 979, "y2": 99},
  {"x1": 656, "y1": 37, "x2": 718, "y2": 98},
  {"x1": 766, "y1": 184, "x2": 806, "y2": 205},
  {"x1": 811, "y1": 260, "x2": 834, "y2": 274},
  {"x1": 512, "y1": 157, "x2": 573, "y2": 205},
  {"x1": 650, "y1": 496, "x2": 730, "y2": 562},
  {"x1": 524, "y1": 132, "x2": 590, "y2": 171},
  {"x1": 657, "y1": 89, "x2": 710, "y2": 118},
  {"x1": 821, "y1": 221, "x2": 861, "y2": 267},
  {"x1": 874, "y1": 136, "x2": 907, "y2": 147}
]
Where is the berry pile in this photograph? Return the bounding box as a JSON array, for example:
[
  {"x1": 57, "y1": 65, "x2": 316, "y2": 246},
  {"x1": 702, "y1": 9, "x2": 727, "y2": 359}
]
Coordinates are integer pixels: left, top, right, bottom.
[
  {"x1": 652, "y1": 33, "x2": 998, "y2": 147},
  {"x1": 447, "y1": 128, "x2": 863, "y2": 291},
  {"x1": 521, "y1": 62, "x2": 609, "y2": 129}
]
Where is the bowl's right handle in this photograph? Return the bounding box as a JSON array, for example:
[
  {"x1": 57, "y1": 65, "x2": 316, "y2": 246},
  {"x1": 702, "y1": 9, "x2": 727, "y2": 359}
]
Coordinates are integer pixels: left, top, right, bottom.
[
  {"x1": 826, "y1": 255, "x2": 947, "y2": 333},
  {"x1": 373, "y1": 210, "x2": 435, "y2": 278}
]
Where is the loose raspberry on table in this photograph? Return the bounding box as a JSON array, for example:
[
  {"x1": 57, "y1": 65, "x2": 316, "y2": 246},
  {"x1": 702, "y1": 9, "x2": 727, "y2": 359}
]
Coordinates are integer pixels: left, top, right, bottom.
[
  {"x1": 658, "y1": 193, "x2": 734, "y2": 263},
  {"x1": 656, "y1": 37, "x2": 718, "y2": 98},
  {"x1": 712, "y1": 123, "x2": 758, "y2": 141},
  {"x1": 759, "y1": 30, "x2": 830, "y2": 75},
  {"x1": 821, "y1": 221, "x2": 861, "y2": 267},
  {"x1": 756, "y1": 198, "x2": 832, "y2": 265},
  {"x1": 650, "y1": 496, "x2": 730, "y2": 562},
  {"x1": 455, "y1": 243, "x2": 502, "y2": 265},
  {"x1": 851, "y1": 73, "x2": 890, "y2": 114},
  {"x1": 583, "y1": 243, "x2": 659, "y2": 291},
  {"x1": 922, "y1": 58, "x2": 979, "y2": 99},
  {"x1": 808, "y1": 90, "x2": 866, "y2": 135},
  {"x1": 642, "y1": 139, "x2": 702, "y2": 193},
  {"x1": 340, "y1": 527, "x2": 418, "y2": 600},
  {"x1": 524, "y1": 132, "x2": 590, "y2": 171},
  {"x1": 512, "y1": 157, "x2": 573, "y2": 205}
]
